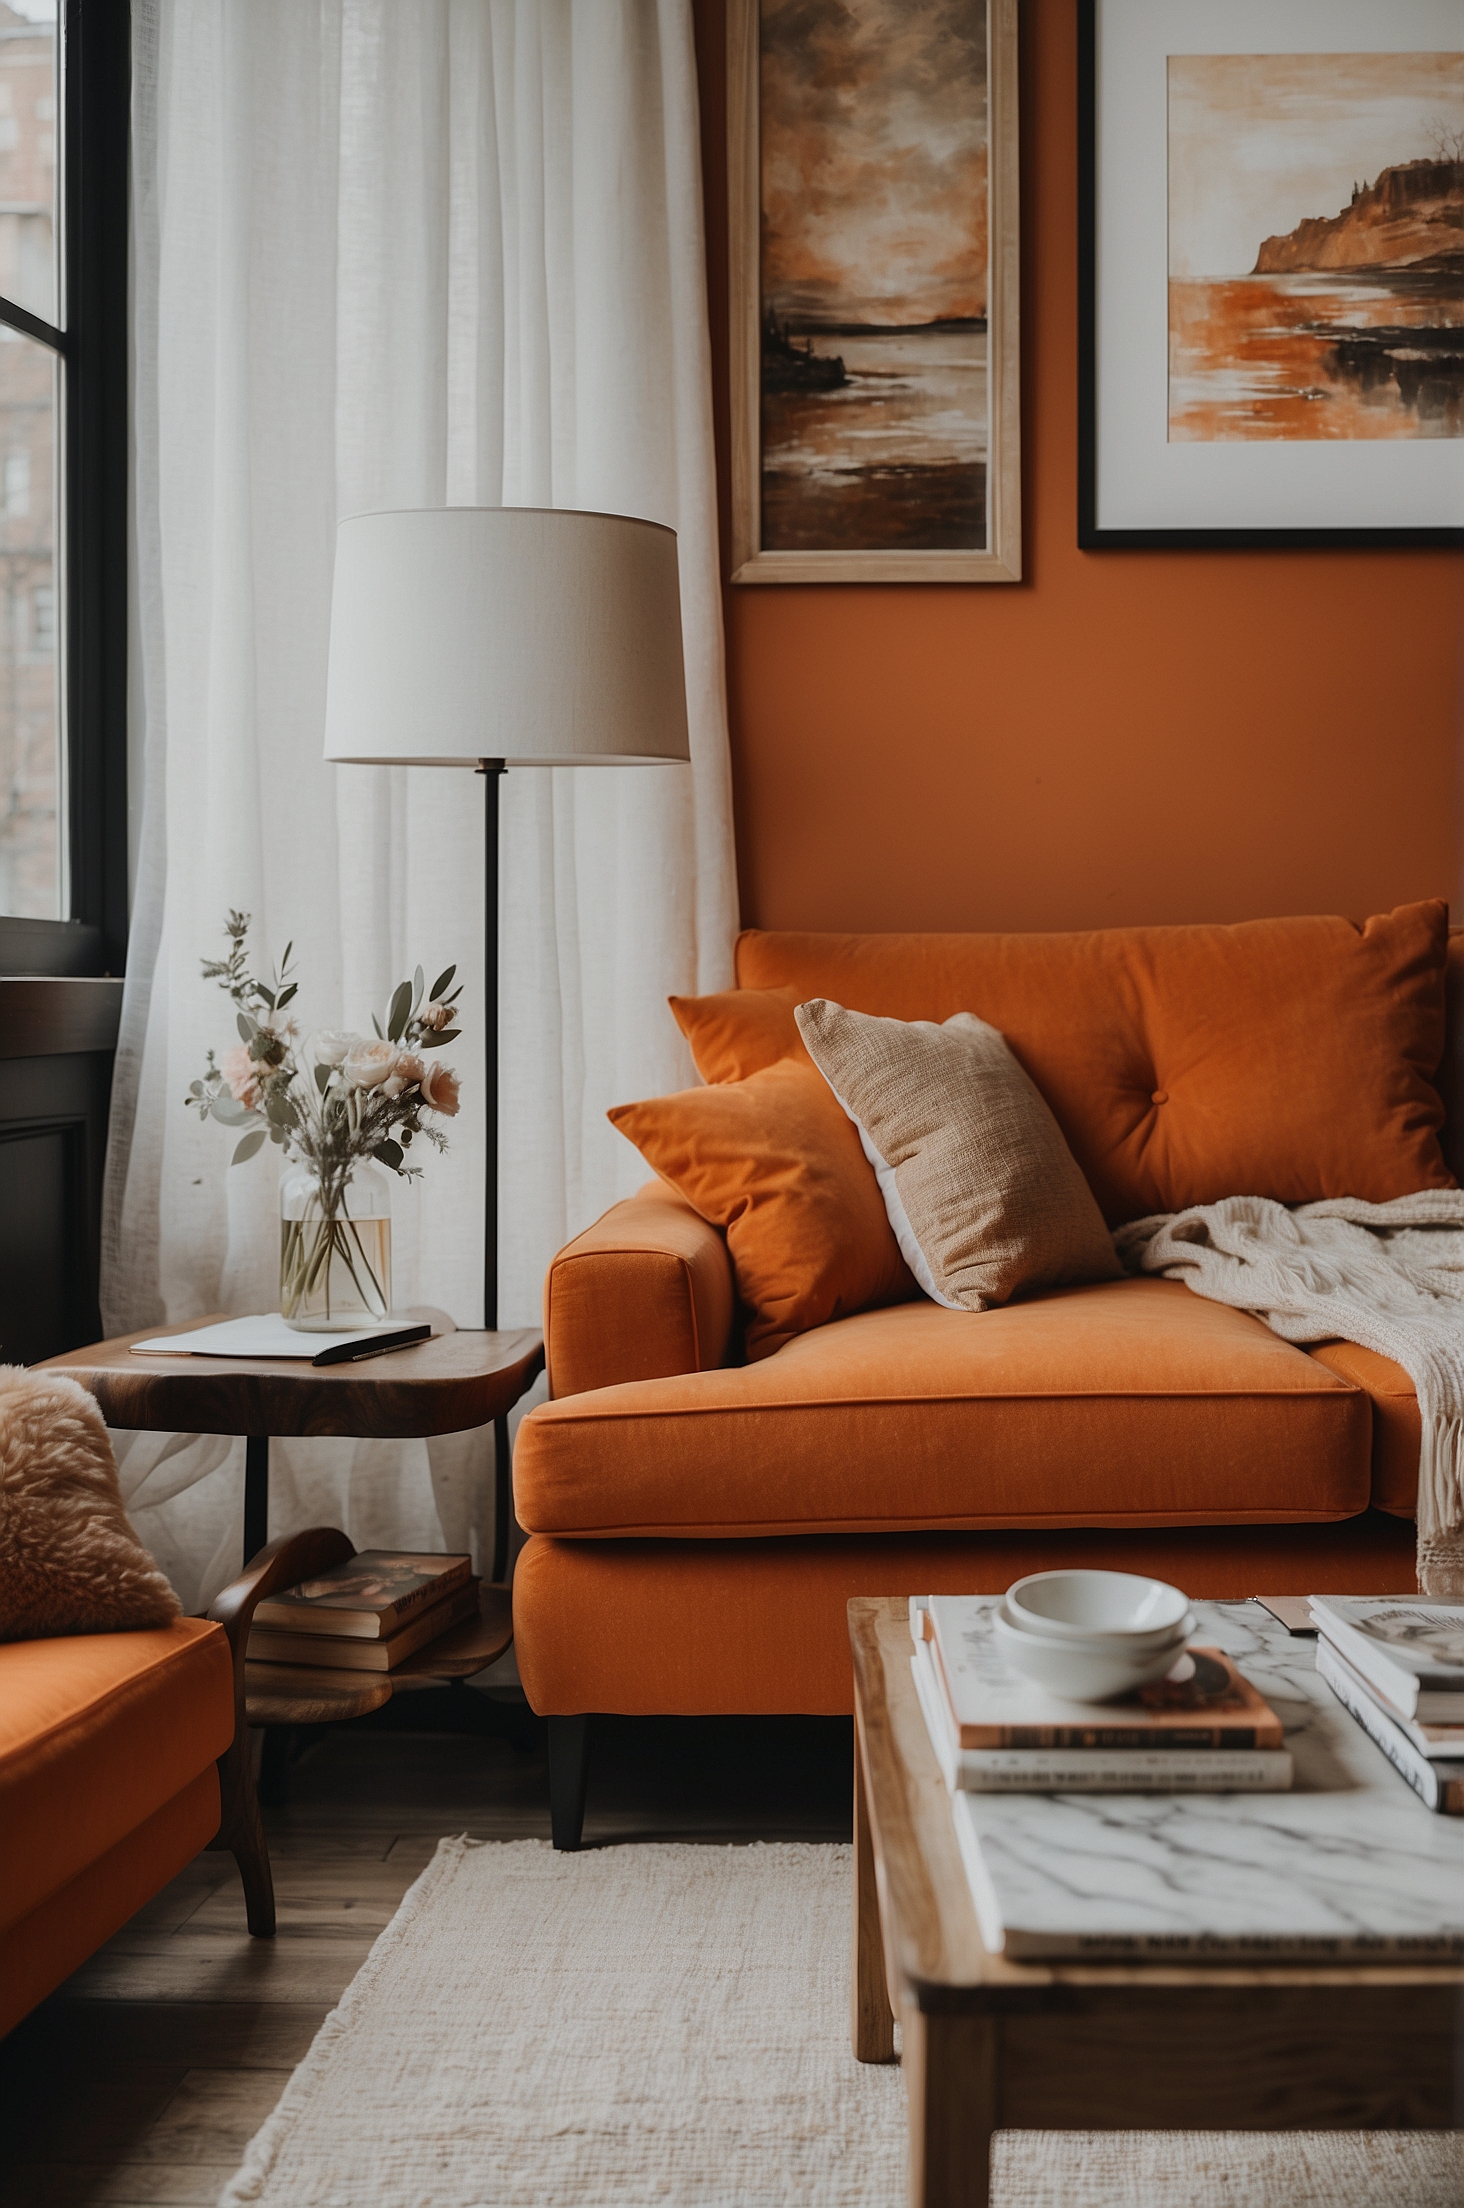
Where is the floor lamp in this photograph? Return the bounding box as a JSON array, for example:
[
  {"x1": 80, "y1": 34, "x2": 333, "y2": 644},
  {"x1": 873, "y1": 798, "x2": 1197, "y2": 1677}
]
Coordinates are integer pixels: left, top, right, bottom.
[{"x1": 321, "y1": 506, "x2": 691, "y2": 1580}]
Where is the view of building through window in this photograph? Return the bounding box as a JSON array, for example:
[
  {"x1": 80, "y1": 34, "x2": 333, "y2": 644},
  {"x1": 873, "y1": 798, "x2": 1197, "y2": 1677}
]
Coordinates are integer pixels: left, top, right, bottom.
[{"x1": 0, "y1": 0, "x2": 57, "y2": 921}]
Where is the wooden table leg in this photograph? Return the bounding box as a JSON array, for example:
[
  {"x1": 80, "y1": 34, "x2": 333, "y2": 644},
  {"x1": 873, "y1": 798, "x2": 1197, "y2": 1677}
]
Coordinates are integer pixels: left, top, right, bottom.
[
  {"x1": 853, "y1": 1721, "x2": 897, "y2": 2063},
  {"x1": 243, "y1": 1434, "x2": 269, "y2": 1566},
  {"x1": 903, "y1": 2005, "x2": 998, "y2": 2208}
]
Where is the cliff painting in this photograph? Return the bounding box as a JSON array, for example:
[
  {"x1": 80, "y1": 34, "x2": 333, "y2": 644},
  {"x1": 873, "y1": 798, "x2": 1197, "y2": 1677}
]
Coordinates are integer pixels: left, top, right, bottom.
[
  {"x1": 759, "y1": 0, "x2": 988, "y2": 549},
  {"x1": 1167, "y1": 53, "x2": 1464, "y2": 442}
]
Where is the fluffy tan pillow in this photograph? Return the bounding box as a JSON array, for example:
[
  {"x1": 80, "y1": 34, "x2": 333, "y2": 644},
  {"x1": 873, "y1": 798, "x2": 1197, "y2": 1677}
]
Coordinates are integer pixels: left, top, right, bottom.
[
  {"x1": 795, "y1": 999, "x2": 1122, "y2": 1311},
  {"x1": 0, "y1": 1366, "x2": 181, "y2": 1640}
]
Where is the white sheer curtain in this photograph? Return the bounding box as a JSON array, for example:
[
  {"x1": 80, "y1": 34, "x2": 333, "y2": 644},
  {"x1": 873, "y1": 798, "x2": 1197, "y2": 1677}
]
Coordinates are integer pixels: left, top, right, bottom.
[{"x1": 104, "y1": 0, "x2": 737, "y2": 1610}]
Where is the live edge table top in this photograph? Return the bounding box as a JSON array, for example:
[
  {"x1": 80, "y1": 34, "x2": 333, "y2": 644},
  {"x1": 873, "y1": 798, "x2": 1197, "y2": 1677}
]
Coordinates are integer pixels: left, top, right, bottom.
[{"x1": 42, "y1": 1312, "x2": 544, "y2": 1439}]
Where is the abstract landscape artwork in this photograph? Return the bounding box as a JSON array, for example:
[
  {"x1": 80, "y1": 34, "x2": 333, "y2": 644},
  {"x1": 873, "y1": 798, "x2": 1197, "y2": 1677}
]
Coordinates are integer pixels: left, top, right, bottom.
[
  {"x1": 728, "y1": 0, "x2": 1020, "y2": 582},
  {"x1": 1168, "y1": 53, "x2": 1464, "y2": 443}
]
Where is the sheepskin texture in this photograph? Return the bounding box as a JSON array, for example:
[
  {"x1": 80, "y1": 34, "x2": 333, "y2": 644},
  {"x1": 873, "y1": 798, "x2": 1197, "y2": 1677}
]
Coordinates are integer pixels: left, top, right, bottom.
[{"x1": 0, "y1": 1365, "x2": 181, "y2": 1639}]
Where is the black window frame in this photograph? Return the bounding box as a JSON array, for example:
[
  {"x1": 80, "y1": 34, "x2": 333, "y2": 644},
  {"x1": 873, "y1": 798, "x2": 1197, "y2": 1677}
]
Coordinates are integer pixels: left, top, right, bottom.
[{"x1": 0, "y1": 0, "x2": 129, "y2": 981}]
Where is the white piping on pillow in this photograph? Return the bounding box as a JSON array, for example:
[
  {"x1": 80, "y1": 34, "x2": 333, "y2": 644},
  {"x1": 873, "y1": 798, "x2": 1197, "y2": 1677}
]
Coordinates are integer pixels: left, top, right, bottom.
[{"x1": 816, "y1": 1066, "x2": 961, "y2": 1310}]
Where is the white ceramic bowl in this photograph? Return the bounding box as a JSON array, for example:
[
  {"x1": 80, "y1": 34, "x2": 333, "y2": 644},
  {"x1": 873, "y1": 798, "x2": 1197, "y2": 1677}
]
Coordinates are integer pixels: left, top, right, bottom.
[
  {"x1": 999, "y1": 1597, "x2": 1198, "y2": 1656},
  {"x1": 1005, "y1": 1569, "x2": 1191, "y2": 1645},
  {"x1": 991, "y1": 1607, "x2": 1191, "y2": 1702}
]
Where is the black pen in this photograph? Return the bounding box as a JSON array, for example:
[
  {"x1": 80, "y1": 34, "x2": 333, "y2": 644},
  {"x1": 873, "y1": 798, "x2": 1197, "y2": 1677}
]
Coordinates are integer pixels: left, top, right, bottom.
[{"x1": 311, "y1": 1324, "x2": 432, "y2": 1367}]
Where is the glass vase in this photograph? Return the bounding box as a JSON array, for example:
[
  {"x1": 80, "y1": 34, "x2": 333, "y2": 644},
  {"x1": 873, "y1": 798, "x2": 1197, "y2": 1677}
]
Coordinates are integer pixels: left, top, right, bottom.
[{"x1": 279, "y1": 1159, "x2": 393, "y2": 1331}]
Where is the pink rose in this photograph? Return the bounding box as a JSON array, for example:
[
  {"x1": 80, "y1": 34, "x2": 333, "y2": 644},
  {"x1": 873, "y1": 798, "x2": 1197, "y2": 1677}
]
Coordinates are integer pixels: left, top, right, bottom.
[
  {"x1": 342, "y1": 1038, "x2": 400, "y2": 1089},
  {"x1": 381, "y1": 1052, "x2": 425, "y2": 1099},
  {"x1": 221, "y1": 1043, "x2": 261, "y2": 1110},
  {"x1": 419, "y1": 1061, "x2": 461, "y2": 1116},
  {"x1": 419, "y1": 1002, "x2": 454, "y2": 1031}
]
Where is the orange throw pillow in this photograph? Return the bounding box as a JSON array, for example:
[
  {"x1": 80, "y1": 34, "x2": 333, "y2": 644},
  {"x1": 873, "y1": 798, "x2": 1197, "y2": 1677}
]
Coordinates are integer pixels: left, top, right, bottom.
[
  {"x1": 670, "y1": 988, "x2": 806, "y2": 1086},
  {"x1": 608, "y1": 1059, "x2": 915, "y2": 1359}
]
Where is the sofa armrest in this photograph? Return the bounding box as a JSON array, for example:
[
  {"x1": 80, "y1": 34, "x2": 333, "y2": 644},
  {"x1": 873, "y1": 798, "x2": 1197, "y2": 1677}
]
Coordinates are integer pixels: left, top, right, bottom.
[{"x1": 545, "y1": 1180, "x2": 735, "y2": 1397}]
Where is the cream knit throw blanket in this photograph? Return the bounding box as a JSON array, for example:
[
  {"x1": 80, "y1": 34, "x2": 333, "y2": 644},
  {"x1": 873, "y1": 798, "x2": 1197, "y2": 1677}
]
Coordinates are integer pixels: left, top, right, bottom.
[{"x1": 1116, "y1": 1191, "x2": 1464, "y2": 1596}]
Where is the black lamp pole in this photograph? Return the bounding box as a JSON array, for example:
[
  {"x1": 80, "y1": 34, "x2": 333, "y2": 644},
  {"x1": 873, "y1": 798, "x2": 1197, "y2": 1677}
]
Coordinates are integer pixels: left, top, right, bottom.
[{"x1": 478, "y1": 757, "x2": 510, "y2": 1579}]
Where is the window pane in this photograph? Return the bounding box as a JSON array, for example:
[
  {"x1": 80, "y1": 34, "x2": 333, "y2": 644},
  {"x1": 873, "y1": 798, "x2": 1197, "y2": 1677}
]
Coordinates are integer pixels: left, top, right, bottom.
[
  {"x1": 0, "y1": 2, "x2": 56, "y2": 327},
  {"x1": 0, "y1": 323, "x2": 57, "y2": 918}
]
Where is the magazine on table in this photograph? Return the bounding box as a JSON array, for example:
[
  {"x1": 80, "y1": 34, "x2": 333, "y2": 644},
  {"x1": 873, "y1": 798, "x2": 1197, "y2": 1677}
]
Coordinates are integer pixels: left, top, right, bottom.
[{"x1": 1308, "y1": 1597, "x2": 1464, "y2": 1720}]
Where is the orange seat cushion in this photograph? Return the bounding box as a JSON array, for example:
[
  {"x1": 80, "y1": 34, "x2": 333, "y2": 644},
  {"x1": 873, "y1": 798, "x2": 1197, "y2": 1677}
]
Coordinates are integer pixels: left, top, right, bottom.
[
  {"x1": 514, "y1": 1277, "x2": 1371, "y2": 1538},
  {"x1": 695, "y1": 905, "x2": 1452, "y2": 1224},
  {"x1": 1308, "y1": 1340, "x2": 1420, "y2": 1518},
  {"x1": 608, "y1": 1058, "x2": 914, "y2": 1360},
  {"x1": 0, "y1": 1617, "x2": 232, "y2": 1934}
]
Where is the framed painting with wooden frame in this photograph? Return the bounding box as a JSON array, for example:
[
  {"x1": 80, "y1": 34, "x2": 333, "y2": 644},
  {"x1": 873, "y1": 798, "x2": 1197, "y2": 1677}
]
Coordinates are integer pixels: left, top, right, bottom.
[
  {"x1": 1079, "y1": 0, "x2": 1464, "y2": 550},
  {"x1": 728, "y1": 0, "x2": 1021, "y2": 585}
]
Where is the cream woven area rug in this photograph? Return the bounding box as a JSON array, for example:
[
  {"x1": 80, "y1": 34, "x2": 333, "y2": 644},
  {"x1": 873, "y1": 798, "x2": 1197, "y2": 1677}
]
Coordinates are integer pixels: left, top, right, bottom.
[{"x1": 220, "y1": 1839, "x2": 1462, "y2": 2208}]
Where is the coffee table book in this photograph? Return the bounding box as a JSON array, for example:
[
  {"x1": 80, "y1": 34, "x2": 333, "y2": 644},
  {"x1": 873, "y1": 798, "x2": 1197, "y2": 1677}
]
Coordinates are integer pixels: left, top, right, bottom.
[
  {"x1": 1316, "y1": 1639, "x2": 1464, "y2": 1815},
  {"x1": 1309, "y1": 1595, "x2": 1464, "y2": 1719},
  {"x1": 913, "y1": 1595, "x2": 1283, "y2": 1747},
  {"x1": 913, "y1": 1636, "x2": 1292, "y2": 1794},
  {"x1": 247, "y1": 1578, "x2": 478, "y2": 1671},
  {"x1": 251, "y1": 1549, "x2": 472, "y2": 1638}
]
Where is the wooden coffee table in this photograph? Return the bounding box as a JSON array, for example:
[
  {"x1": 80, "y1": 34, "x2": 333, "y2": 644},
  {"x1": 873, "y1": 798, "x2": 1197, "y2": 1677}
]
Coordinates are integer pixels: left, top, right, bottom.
[{"x1": 849, "y1": 1596, "x2": 1464, "y2": 2208}]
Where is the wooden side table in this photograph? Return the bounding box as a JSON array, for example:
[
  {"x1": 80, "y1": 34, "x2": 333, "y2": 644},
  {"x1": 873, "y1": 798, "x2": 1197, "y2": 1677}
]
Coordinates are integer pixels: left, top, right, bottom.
[{"x1": 42, "y1": 1309, "x2": 544, "y2": 1580}]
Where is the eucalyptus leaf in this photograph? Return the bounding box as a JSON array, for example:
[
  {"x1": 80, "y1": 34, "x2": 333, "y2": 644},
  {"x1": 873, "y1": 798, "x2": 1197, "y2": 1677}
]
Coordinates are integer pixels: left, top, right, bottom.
[
  {"x1": 387, "y1": 979, "x2": 412, "y2": 1043},
  {"x1": 232, "y1": 1129, "x2": 267, "y2": 1165},
  {"x1": 276, "y1": 982, "x2": 297, "y2": 1008},
  {"x1": 258, "y1": 985, "x2": 276, "y2": 1010},
  {"x1": 372, "y1": 1138, "x2": 404, "y2": 1171},
  {"x1": 188, "y1": 1080, "x2": 204, "y2": 1098},
  {"x1": 236, "y1": 1011, "x2": 257, "y2": 1043},
  {"x1": 314, "y1": 1061, "x2": 332, "y2": 1095},
  {"x1": 412, "y1": 965, "x2": 424, "y2": 1011},
  {"x1": 281, "y1": 940, "x2": 293, "y2": 970},
  {"x1": 431, "y1": 1029, "x2": 460, "y2": 1046},
  {"x1": 269, "y1": 1123, "x2": 284, "y2": 1144},
  {"x1": 210, "y1": 1095, "x2": 252, "y2": 1126},
  {"x1": 372, "y1": 1013, "x2": 383, "y2": 1039},
  {"x1": 429, "y1": 964, "x2": 455, "y2": 1002}
]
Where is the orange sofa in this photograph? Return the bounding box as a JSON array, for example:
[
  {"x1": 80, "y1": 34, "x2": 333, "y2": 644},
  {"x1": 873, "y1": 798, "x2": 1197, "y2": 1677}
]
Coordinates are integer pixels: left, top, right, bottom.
[{"x1": 513, "y1": 915, "x2": 1458, "y2": 1846}]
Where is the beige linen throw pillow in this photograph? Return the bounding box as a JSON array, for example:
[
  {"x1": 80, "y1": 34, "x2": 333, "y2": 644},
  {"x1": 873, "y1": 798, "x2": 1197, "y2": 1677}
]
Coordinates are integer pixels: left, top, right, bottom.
[{"x1": 794, "y1": 999, "x2": 1121, "y2": 1311}]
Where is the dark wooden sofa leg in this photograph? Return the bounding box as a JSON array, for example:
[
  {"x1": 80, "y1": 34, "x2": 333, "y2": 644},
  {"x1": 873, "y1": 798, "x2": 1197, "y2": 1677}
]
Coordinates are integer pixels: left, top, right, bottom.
[
  {"x1": 549, "y1": 1715, "x2": 592, "y2": 1850},
  {"x1": 212, "y1": 1740, "x2": 276, "y2": 1937}
]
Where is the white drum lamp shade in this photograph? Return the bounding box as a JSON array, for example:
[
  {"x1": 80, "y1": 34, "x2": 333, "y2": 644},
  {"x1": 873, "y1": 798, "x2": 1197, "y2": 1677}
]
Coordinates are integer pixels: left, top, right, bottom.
[{"x1": 322, "y1": 506, "x2": 690, "y2": 768}]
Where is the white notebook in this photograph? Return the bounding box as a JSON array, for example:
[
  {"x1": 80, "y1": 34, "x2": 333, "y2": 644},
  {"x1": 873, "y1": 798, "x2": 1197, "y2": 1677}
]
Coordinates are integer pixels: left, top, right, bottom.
[{"x1": 130, "y1": 1314, "x2": 406, "y2": 1359}]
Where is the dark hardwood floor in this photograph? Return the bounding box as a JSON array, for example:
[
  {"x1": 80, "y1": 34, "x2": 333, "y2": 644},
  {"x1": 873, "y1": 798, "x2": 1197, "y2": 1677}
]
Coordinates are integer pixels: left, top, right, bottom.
[{"x1": 0, "y1": 1698, "x2": 852, "y2": 2206}]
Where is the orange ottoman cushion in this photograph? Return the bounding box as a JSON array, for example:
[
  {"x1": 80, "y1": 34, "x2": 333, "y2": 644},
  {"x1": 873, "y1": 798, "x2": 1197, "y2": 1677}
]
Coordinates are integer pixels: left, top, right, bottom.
[
  {"x1": 713, "y1": 904, "x2": 1451, "y2": 1223},
  {"x1": 0, "y1": 1617, "x2": 232, "y2": 1933},
  {"x1": 515, "y1": 1277, "x2": 1371, "y2": 1537}
]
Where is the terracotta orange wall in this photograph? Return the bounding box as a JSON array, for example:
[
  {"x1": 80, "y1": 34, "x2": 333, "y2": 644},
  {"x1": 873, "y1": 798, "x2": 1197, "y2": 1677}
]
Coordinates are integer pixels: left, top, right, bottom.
[{"x1": 692, "y1": 1, "x2": 1464, "y2": 936}]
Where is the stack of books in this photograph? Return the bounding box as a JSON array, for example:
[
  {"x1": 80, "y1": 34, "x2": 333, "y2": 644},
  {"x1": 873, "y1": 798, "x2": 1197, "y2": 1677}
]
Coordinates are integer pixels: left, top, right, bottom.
[
  {"x1": 911, "y1": 1594, "x2": 1293, "y2": 1793},
  {"x1": 248, "y1": 1550, "x2": 477, "y2": 1672},
  {"x1": 1311, "y1": 1595, "x2": 1464, "y2": 1816}
]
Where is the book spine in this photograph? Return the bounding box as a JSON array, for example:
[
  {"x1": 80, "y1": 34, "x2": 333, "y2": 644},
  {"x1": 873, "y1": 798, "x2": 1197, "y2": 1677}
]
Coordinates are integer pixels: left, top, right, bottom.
[
  {"x1": 950, "y1": 1752, "x2": 1293, "y2": 1794},
  {"x1": 249, "y1": 1584, "x2": 475, "y2": 1671},
  {"x1": 1315, "y1": 1641, "x2": 1462, "y2": 1814}
]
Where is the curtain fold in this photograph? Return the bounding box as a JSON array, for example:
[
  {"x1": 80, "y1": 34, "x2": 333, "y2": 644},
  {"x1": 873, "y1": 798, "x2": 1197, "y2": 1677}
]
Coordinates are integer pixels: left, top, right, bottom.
[{"x1": 104, "y1": 0, "x2": 737, "y2": 1611}]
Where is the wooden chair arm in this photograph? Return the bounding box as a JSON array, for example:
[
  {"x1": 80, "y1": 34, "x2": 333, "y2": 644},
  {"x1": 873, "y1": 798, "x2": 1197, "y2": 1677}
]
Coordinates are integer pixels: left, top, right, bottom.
[
  {"x1": 204, "y1": 1525, "x2": 354, "y2": 1938},
  {"x1": 208, "y1": 1525, "x2": 356, "y2": 1671}
]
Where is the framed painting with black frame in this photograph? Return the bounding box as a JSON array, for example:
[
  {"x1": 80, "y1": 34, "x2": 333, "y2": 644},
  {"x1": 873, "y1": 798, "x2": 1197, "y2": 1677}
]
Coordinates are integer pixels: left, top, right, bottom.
[
  {"x1": 727, "y1": 0, "x2": 1021, "y2": 585},
  {"x1": 1079, "y1": 0, "x2": 1464, "y2": 551}
]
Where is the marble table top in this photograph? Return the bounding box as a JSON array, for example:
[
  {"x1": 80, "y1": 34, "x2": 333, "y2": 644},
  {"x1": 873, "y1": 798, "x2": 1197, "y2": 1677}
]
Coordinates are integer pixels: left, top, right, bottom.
[{"x1": 952, "y1": 1600, "x2": 1464, "y2": 1962}]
